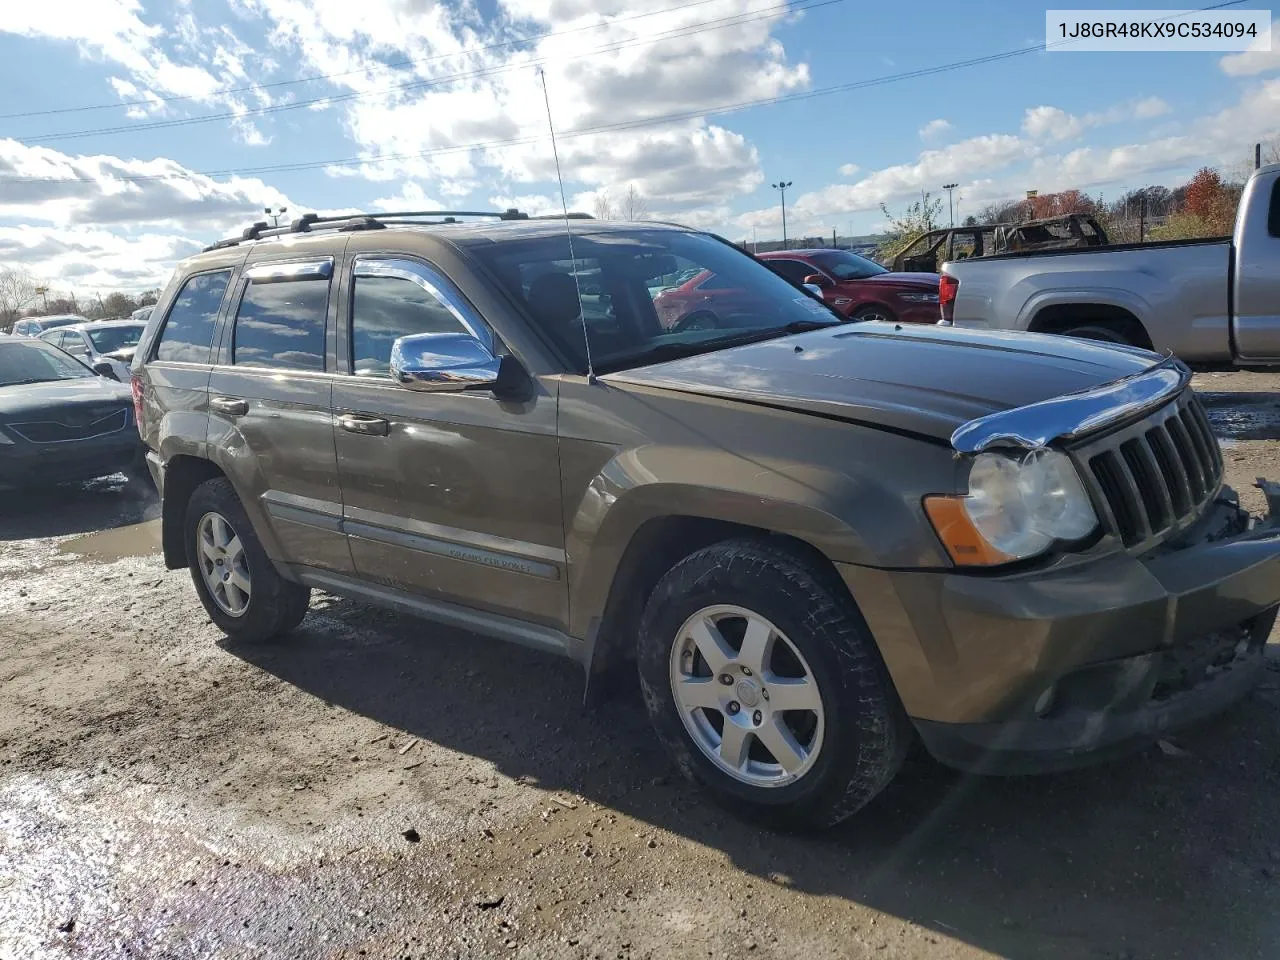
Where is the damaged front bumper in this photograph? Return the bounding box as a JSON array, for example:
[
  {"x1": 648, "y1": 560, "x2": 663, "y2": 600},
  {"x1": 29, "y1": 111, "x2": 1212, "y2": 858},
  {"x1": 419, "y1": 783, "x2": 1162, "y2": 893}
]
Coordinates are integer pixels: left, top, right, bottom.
[{"x1": 842, "y1": 482, "x2": 1280, "y2": 775}]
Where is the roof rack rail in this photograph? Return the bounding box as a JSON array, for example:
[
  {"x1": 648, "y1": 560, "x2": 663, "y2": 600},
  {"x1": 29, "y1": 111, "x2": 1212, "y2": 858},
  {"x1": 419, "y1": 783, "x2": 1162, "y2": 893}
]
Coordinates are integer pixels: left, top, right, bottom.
[{"x1": 201, "y1": 208, "x2": 538, "y2": 251}]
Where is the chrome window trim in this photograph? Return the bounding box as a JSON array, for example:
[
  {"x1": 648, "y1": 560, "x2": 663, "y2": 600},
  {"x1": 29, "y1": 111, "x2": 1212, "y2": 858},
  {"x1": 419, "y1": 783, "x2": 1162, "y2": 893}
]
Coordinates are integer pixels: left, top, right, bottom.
[
  {"x1": 244, "y1": 258, "x2": 334, "y2": 282},
  {"x1": 352, "y1": 256, "x2": 492, "y2": 350},
  {"x1": 950, "y1": 357, "x2": 1192, "y2": 454}
]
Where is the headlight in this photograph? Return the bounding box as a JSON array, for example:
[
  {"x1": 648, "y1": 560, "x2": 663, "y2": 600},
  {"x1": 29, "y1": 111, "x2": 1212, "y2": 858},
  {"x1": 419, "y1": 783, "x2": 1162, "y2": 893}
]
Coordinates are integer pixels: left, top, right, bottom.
[
  {"x1": 0, "y1": 428, "x2": 12, "y2": 445},
  {"x1": 924, "y1": 449, "x2": 1097, "y2": 566},
  {"x1": 899, "y1": 291, "x2": 939, "y2": 303}
]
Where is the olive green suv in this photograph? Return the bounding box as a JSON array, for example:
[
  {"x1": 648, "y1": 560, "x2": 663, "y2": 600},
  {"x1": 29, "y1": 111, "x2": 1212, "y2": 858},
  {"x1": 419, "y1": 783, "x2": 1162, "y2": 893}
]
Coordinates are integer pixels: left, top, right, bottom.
[{"x1": 132, "y1": 210, "x2": 1280, "y2": 829}]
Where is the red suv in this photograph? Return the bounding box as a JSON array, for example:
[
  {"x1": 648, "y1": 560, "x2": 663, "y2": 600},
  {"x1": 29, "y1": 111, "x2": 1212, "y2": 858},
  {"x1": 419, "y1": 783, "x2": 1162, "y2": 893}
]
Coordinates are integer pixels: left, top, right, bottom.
[{"x1": 756, "y1": 249, "x2": 941, "y2": 324}]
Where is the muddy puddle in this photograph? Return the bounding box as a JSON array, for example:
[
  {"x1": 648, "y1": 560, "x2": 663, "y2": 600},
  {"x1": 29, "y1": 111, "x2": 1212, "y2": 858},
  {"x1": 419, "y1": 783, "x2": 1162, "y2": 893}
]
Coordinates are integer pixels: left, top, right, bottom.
[
  {"x1": 58, "y1": 519, "x2": 162, "y2": 561},
  {"x1": 1197, "y1": 391, "x2": 1280, "y2": 443}
]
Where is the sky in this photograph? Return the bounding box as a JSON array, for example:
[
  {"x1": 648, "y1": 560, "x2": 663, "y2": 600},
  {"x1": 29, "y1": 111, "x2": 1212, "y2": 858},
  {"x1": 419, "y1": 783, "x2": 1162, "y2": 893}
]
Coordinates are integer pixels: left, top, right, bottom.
[{"x1": 0, "y1": 0, "x2": 1276, "y2": 293}]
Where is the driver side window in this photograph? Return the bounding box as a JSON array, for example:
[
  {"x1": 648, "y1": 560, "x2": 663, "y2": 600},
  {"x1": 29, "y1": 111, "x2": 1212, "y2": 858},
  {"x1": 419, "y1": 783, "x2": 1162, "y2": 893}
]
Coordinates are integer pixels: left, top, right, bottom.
[{"x1": 350, "y1": 260, "x2": 489, "y2": 378}]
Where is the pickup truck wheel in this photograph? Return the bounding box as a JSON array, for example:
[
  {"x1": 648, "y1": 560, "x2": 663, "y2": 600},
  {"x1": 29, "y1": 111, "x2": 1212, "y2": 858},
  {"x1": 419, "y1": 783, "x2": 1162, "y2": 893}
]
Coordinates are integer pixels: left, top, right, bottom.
[
  {"x1": 637, "y1": 539, "x2": 910, "y2": 830},
  {"x1": 1060, "y1": 323, "x2": 1134, "y2": 346},
  {"x1": 183, "y1": 477, "x2": 311, "y2": 643}
]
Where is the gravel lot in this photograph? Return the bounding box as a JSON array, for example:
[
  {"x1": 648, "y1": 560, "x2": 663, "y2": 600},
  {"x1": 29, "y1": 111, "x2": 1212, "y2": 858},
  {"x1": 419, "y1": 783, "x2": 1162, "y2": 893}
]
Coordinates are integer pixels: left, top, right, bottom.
[{"x1": 2, "y1": 371, "x2": 1279, "y2": 960}]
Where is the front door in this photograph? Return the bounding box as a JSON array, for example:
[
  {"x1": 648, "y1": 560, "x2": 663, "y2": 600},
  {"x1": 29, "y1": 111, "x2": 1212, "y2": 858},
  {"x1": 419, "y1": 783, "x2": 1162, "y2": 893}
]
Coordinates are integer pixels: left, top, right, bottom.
[
  {"x1": 206, "y1": 251, "x2": 353, "y2": 573},
  {"x1": 330, "y1": 254, "x2": 567, "y2": 628},
  {"x1": 1233, "y1": 175, "x2": 1280, "y2": 360}
]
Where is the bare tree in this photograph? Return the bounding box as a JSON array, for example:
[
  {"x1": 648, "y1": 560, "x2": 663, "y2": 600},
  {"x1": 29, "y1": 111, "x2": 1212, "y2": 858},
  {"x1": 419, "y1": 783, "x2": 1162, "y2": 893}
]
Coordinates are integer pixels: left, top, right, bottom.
[
  {"x1": 592, "y1": 190, "x2": 614, "y2": 220},
  {"x1": 0, "y1": 267, "x2": 37, "y2": 332},
  {"x1": 621, "y1": 183, "x2": 648, "y2": 220}
]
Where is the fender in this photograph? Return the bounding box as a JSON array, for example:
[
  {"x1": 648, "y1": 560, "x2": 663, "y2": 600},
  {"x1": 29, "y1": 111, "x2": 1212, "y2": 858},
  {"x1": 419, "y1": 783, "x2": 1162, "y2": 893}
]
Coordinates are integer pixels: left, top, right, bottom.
[
  {"x1": 563, "y1": 442, "x2": 953, "y2": 641},
  {"x1": 1017, "y1": 286, "x2": 1154, "y2": 334}
]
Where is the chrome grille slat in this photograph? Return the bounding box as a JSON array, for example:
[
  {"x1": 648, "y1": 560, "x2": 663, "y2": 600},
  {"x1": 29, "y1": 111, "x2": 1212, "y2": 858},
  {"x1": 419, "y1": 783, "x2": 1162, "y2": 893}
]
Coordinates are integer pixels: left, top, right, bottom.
[
  {"x1": 8, "y1": 408, "x2": 129, "y2": 444},
  {"x1": 1075, "y1": 391, "x2": 1223, "y2": 549}
]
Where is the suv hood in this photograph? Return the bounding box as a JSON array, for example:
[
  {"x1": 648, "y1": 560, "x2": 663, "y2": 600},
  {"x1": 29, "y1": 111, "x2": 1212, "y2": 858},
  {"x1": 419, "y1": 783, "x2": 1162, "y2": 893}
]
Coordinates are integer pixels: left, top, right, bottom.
[{"x1": 604, "y1": 322, "x2": 1156, "y2": 442}]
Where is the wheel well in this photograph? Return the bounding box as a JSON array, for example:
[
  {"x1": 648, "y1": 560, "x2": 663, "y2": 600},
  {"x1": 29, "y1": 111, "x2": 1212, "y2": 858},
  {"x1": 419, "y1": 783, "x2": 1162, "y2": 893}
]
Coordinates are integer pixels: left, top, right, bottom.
[
  {"x1": 1029, "y1": 303, "x2": 1152, "y2": 349},
  {"x1": 161, "y1": 456, "x2": 226, "y2": 569},
  {"x1": 586, "y1": 517, "x2": 843, "y2": 689}
]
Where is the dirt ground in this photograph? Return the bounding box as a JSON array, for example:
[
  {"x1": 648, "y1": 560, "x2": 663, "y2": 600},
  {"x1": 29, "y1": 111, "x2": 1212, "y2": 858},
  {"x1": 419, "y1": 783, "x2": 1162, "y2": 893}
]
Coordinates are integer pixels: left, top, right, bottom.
[{"x1": 2, "y1": 371, "x2": 1279, "y2": 960}]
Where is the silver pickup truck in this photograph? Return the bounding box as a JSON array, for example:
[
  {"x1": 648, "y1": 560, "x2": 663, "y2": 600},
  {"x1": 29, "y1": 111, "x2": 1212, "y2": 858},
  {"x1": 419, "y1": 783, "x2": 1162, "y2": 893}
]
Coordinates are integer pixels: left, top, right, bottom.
[{"x1": 940, "y1": 163, "x2": 1280, "y2": 364}]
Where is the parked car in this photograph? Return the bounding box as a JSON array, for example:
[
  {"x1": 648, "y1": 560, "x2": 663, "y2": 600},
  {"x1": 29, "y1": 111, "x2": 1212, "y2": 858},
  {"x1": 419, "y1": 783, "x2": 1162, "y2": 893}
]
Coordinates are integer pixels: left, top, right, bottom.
[
  {"x1": 130, "y1": 305, "x2": 153, "y2": 322},
  {"x1": 890, "y1": 214, "x2": 1109, "y2": 273},
  {"x1": 0, "y1": 336, "x2": 146, "y2": 490},
  {"x1": 133, "y1": 210, "x2": 1280, "y2": 830},
  {"x1": 757, "y1": 249, "x2": 940, "y2": 323},
  {"x1": 11, "y1": 314, "x2": 90, "y2": 338},
  {"x1": 940, "y1": 163, "x2": 1280, "y2": 363},
  {"x1": 39, "y1": 319, "x2": 147, "y2": 382}
]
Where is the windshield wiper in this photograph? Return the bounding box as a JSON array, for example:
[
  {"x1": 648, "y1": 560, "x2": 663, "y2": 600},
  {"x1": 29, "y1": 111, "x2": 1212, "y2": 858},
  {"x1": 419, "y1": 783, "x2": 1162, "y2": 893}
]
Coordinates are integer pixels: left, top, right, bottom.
[
  {"x1": 2, "y1": 377, "x2": 61, "y2": 386},
  {"x1": 599, "y1": 318, "x2": 838, "y2": 374}
]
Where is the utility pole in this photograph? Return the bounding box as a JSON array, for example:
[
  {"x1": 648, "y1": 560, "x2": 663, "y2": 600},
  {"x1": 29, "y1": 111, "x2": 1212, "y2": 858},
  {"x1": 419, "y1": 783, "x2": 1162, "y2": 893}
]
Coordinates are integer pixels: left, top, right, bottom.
[
  {"x1": 772, "y1": 181, "x2": 792, "y2": 249},
  {"x1": 35, "y1": 286, "x2": 48, "y2": 312},
  {"x1": 943, "y1": 183, "x2": 958, "y2": 228},
  {"x1": 1257, "y1": 142, "x2": 1263, "y2": 170},
  {"x1": 752, "y1": 225, "x2": 757, "y2": 254},
  {"x1": 264, "y1": 205, "x2": 288, "y2": 228},
  {"x1": 1138, "y1": 193, "x2": 1146, "y2": 243}
]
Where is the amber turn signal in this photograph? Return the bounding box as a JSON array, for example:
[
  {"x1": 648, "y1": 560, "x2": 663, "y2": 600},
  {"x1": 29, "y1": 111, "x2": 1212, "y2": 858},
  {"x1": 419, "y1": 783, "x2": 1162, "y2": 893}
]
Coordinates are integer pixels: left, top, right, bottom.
[{"x1": 923, "y1": 495, "x2": 1014, "y2": 567}]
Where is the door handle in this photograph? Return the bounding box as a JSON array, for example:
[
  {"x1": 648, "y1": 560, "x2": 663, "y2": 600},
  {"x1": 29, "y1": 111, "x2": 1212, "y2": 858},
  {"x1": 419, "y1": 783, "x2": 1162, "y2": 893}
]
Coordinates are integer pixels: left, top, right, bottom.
[
  {"x1": 338, "y1": 414, "x2": 390, "y2": 437},
  {"x1": 210, "y1": 396, "x2": 249, "y2": 416}
]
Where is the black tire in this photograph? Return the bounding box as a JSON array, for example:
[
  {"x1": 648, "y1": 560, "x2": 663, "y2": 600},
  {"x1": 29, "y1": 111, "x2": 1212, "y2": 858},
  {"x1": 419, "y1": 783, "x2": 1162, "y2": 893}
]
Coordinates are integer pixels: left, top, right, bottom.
[
  {"x1": 636, "y1": 538, "x2": 911, "y2": 830},
  {"x1": 1057, "y1": 318, "x2": 1149, "y2": 349},
  {"x1": 850, "y1": 304, "x2": 897, "y2": 324},
  {"x1": 183, "y1": 476, "x2": 311, "y2": 642}
]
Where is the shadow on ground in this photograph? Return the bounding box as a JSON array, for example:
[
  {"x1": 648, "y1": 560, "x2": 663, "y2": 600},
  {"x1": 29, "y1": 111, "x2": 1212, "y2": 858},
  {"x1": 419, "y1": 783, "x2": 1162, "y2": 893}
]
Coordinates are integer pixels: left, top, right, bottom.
[
  {"x1": 0, "y1": 474, "x2": 158, "y2": 541},
  {"x1": 226, "y1": 595, "x2": 1280, "y2": 960}
]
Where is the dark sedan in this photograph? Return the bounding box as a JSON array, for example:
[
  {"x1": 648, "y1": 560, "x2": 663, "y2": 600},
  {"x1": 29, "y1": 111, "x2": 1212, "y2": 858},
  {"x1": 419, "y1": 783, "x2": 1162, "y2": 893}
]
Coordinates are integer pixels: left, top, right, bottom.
[{"x1": 0, "y1": 337, "x2": 146, "y2": 490}]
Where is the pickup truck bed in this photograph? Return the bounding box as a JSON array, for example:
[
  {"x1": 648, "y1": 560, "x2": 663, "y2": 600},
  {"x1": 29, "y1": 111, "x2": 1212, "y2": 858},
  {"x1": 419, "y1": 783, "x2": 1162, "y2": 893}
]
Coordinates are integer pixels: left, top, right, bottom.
[{"x1": 941, "y1": 164, "x2": 1280, "y2": 365}]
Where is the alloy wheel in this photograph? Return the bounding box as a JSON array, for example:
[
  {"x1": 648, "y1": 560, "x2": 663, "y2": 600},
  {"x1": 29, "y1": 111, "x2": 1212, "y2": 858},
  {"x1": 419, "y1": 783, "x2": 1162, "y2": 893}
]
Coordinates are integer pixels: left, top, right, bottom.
[{"x1": 197, "y1": 511, "x2": 252, "y2": 617}]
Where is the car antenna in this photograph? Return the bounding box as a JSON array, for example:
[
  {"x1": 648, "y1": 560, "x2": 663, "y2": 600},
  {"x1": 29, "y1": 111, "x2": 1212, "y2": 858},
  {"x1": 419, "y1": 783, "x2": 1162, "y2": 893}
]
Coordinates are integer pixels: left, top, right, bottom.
[{"x1": 537, "y1": 66, "x2": 595, "y2": 384}]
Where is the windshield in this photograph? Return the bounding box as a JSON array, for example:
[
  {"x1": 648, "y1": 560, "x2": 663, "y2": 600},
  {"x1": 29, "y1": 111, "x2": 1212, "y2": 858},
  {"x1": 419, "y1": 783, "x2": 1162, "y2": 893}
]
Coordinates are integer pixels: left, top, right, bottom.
[
  {"x1": 0, "y1": 339, "x2": 95, "y2": 386},
  {"x1": 87, "y1": 324, "x2": 145, "y2": 353},
  {"x1": 468, "y1": 229, "x2": 839, "y2": 374},
  {"x1": 809, "y1": 250, "x2": 888, "y2": 280}
]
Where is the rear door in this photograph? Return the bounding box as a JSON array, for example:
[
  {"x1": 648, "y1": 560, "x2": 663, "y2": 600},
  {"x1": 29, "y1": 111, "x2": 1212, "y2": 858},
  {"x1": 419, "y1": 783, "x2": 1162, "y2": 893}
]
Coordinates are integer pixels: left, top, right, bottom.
[
  {"x1": 330, "y1": 251, "x2": 566, "y2": 628},
  {"x1": 206, "y1": 245, "x2": 353, "y2": 574}
]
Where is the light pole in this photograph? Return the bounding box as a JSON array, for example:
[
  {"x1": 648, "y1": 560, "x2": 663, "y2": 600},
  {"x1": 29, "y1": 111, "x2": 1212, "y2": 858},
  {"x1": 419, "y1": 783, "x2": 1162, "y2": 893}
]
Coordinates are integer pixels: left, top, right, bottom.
[
  {"x1": 772, "y1": 181, "x2": 792, "y2": 249},
  {"x1": 265, "y1": 205, "x2": 288, "y2": 228},
  {"x1": 943, "y1": 183, "x2": 958, "y2": 228}
]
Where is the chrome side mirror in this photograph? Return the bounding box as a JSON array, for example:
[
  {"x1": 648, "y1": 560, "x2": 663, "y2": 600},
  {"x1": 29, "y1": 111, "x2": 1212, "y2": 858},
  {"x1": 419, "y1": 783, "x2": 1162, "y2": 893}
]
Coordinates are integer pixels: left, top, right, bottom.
[
  {"x1": 389, "y1": 332, "x2": 501, "y2": 393},
  {"x1": 803, "y1": 283, "x2": 825, "y2": 299}
]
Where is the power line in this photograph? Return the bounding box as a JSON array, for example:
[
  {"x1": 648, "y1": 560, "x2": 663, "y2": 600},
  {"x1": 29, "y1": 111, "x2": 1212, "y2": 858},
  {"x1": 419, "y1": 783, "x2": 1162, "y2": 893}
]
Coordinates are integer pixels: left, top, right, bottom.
[
  {"x1": 13, "y1": 0, "x2": 832, "y2": 144},
  {"x1": 2, "y1": 0, "x2": 1248, "y2": 189},
  {"x1": 0, "y1": 0, "x2": 737, "y2": 121}
]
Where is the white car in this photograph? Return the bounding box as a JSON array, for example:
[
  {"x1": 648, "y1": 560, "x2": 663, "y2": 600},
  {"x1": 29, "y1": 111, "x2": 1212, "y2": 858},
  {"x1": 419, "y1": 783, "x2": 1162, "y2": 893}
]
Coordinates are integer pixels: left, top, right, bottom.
[{"x1": 39, "y1": 319, "x2": 147, "y2": 381}]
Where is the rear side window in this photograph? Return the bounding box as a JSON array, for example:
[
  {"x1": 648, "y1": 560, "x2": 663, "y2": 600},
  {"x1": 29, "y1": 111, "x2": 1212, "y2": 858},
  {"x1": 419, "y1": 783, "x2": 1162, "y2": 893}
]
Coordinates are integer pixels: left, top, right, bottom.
[
  {"x1": 232, "y1": 278, "x2": 328, "y2": 371},
  {"x1": 767, "y1": 260, "x2": 816, "y2": 285},
  {"x1": 1269, "y1": 180, "x2": 1280, "y2": 238},
  {"x1": 351, "y1": 274, "x2": 473, "y2": 377},
  {"x1": 156, "y1": 270, "x2": 231, "y2": 363}
]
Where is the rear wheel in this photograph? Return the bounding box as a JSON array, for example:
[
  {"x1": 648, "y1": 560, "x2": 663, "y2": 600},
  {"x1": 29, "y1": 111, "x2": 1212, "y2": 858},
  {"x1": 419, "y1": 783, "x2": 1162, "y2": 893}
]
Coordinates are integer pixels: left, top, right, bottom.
[
  {"x1": 183, "y1": 477, "x2": 310, "y2": 642},
  {"x1": 1060, "y1": 323, "x2": 1136, "y2": 346},
  {"x1": 637, "y1": 539, "x2": 910, "y2": 830}
]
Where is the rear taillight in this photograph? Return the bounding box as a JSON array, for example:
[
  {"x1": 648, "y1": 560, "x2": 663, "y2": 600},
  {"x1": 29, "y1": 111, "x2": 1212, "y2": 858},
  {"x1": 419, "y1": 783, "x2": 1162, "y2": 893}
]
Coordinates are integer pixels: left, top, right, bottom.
[
  {"x1": 938, "y1": 274, "x2": 958, "y2": 323},
  {"x1": 130, "y1": 375, "x2": 145, "y2": 433}
]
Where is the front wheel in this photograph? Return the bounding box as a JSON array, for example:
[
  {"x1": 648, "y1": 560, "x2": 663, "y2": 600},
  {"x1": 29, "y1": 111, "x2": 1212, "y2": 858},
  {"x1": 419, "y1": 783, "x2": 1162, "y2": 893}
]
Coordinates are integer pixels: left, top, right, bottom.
[
  {"x1": 183, "y1": 477, "x2": 311, "y2": 642},
  {"x1": 850, "y1": 304, "x2": 897, "y2": 324},
  {"x1": 637, "y1": 539, "x2": 910, "y2": 830}
]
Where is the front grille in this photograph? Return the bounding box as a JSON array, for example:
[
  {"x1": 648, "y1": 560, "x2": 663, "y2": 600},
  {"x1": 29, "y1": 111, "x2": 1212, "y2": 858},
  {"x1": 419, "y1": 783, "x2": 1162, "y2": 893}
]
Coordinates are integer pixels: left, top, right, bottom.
[
  {"x1": 1078, "y1": 392, "x2": 1222, "y2": 548},
  {"x1": 8, "y1": 408, "x2": 129, "y2": 444}
]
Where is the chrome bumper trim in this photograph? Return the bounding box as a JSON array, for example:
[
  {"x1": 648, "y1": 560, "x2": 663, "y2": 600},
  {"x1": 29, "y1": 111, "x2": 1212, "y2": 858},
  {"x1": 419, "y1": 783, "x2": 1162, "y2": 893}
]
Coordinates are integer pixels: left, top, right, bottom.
[{"x1": 951, "y1": 357, "x2": 1191, "y2": 454}]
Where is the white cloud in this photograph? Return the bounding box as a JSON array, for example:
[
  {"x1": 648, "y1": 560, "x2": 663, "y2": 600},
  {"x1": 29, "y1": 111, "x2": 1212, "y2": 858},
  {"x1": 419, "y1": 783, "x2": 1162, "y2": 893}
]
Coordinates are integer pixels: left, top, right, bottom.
[
  {"x1": 918, "y1": 118, "x2": 952, "y2": 141},
  {"x1": 0, "y1": 224, "x2": 202, "y2": 291},
  {"x1": 1023, "y1": 98, "x2": 1173, "y2": 142},
  {"x1": 1220, "y1": 24, "x2": 1280, "y2": 76},
  {"x1": 837, "y1": 163, "x2": 860, "y2": 176},
  {"x1": 236, "y1": 0, "x2": 809, "y2": 215}
]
